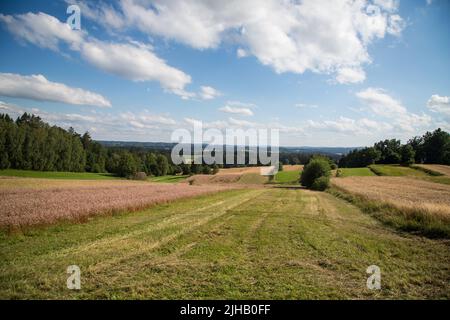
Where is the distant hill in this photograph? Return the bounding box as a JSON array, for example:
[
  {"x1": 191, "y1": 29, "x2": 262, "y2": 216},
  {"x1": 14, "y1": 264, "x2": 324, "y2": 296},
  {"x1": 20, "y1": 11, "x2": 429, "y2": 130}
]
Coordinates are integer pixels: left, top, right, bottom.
[{"x1": 98, "y1": 141, "x2": 358, "y2": 156}]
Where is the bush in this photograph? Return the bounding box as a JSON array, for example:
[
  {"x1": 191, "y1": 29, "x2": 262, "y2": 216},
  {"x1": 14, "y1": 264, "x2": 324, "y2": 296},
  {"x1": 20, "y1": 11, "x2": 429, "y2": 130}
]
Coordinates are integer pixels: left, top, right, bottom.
[
  {"x1": 133, "y1": 171, "x2": 147, "y2": 181},
  {"x1": 311, "y1": 176, "x2": 330, "y2": 191},
  {"x1": 300, "y1": 159, "x2": 331, "y2": 189}
]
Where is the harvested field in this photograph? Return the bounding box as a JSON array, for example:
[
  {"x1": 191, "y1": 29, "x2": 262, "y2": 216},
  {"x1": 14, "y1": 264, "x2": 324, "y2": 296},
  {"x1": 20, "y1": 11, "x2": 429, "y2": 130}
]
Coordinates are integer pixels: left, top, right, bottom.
[
  {"x1": 217, "y1": 166, "x2": 264, "y2": 175},
  {"x1": 0, "y1": 181, "x2": 236, "y2": 230},
  {"x1": 415, "y1": 164, "x2": 450, "y2": 176},
  {"x1": 187, "y1": 173, "x2": 268, "y2": 185}
]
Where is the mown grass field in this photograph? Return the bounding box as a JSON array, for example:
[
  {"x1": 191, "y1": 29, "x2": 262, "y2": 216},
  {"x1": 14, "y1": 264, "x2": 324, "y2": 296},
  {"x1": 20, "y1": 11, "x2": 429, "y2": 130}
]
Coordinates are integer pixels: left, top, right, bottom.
[
  {"x1": 274, "y1": 170, "x2": 300, "y2": 184},
  {"x1": 338, "y1": 168, "x2": 376, "y2": 177},
  {"x1": 0, "y1": 169, "x2": 120, "y2": 180},
  {"x1": 369, "y1": 165, "x2": 429, "y2": 177},
  {"x1": 0, "y1": 188, "x2": 448, "y2": 299}
]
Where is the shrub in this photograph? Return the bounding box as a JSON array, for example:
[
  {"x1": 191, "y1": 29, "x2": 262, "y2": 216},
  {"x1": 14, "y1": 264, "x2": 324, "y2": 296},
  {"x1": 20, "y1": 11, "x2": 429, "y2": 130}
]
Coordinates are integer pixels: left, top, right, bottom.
[
  {"x1": 300, "y1": 159, "x2": 331, "y2": 189},
  {"x1": 133, "y1": 171, "x2": 147, "y2": 181},
  {"x1": 311, "y1": 176, "x2": 330, "y2": 191}
]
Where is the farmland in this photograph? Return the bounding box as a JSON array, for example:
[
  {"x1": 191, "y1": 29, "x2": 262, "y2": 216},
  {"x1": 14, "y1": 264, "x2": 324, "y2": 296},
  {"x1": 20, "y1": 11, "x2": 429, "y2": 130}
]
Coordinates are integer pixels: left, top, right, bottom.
[
  {"x1": 0, "y1": 169, "x2": 120, "y2": 180},
  {"x1": 1, "y1": 164, "x2": 450, "y2": 299},
  {"x1": 337, "y1": 168, "x2": 376, "y2": 177},
  {"x1": 331, "y1": 176, "x2": 450, "y2": 237},
  {"x1": 0, "y1": 179, "x2": 235, "y2": 230},
  {"x1": 1, "y1": 188, "x2": 448, "y2": 299},
  {"x1": 368, "y1": 165, "x2": 429, "y2": 177}
]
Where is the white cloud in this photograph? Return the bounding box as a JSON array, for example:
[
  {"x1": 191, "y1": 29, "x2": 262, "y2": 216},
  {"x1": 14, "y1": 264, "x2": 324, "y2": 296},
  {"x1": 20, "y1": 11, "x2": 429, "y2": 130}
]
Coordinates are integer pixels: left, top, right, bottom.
[
  {"x1": 307, "y1": 116, "x2": 392, "y2": 134},
  {"x1": 373, "y1": 0, "x2": 399, "y2": 12},
  {"x1": 427, "y1": 94, "x2": 450, "y2": 117},
  {"x1": 295, "y1": 103, "x2": 318, "y2": 109},
  {"x1": 0, "y1": 100, "x2": 179, "y2": 141},
  {"x1": 356, "y1": 87, "x2": 433, "y2": 133},
  {"x1": 219, "y1": 101, "x2": 256, "y2": 116},
  {"x1": 199, "y1": 86, "x2": 222, "y2": 100},
  {"x1": 356, "y1": 87, "x2": 406, "y2": 116},
  {"x1": 0, "y1": 73, "x2": 111, "y2": 107},
  {"x1": 237, "y1": 48, "x2": 249, "y2": 58},
  {"x1": 80, "y1": 40, "x2": 192, "y2": 96},
  {"x1": 99, "y1": 0, "x2": 405, "y2": 83},
  {"x1": 0, "y1": 12, "x2": 84, "y2": 51},
  {"x1": 219, "y1": 106, "x2": 254, "y2": 116},
  {"x1": 335, "y1": 67, "x2": 366, "y2": 84},
  {"x1": 0, "y1": 12, "x2": 193, "y2": 98}
]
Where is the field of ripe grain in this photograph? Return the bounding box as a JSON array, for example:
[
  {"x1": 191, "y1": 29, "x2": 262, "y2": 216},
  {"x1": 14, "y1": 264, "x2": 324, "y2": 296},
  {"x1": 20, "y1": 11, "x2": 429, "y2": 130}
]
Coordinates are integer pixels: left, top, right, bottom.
[
  {"x1": 331, "y1": 176, "x2": 450, "y2": 237},
  {"x1": 0, "y1": 180, "x2": 235, "y2": 230}
]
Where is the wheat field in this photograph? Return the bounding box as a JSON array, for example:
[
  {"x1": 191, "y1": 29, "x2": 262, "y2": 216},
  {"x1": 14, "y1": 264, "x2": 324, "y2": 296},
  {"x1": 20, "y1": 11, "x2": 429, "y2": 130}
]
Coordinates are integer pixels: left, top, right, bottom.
[
  {"x1": 0, "y1": 180, "x2": 236, "y2": 230},
  {"x1": 331, "y1": 177, "x2": 450, "y2": 216}
]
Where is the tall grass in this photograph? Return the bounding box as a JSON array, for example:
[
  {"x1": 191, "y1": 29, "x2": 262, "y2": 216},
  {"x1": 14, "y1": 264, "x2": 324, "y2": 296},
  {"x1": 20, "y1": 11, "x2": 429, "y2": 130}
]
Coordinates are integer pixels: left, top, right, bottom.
[{"x1": 329, "y1": 185, "x2": 450, "y2": 238}]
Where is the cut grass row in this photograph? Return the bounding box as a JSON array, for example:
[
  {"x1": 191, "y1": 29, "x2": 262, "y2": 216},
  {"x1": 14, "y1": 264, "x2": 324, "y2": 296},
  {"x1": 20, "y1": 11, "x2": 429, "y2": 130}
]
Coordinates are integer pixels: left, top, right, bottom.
[
  {"x1": 368, "y1": 165, "x2": 430, "y2": 177},
  {"x1": 337, "y1": 168, "x2": 376, "y2": 177},
  {"x1": 1, "y1": 188, "x2": 448, "y2": 299},
  {"x1": 274, "y1": 170, "x2": 300, "y2": 184}
]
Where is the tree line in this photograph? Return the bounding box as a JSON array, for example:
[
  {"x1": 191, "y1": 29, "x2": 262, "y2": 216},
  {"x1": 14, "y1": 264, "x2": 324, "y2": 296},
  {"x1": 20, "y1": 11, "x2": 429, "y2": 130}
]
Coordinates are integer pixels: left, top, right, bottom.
[
  {"x1": 0, "y1": 113, "x2": 222, "y2": 178},
  {"x1": 339, "y1": 128, "x2": 450, "y2": 168}
]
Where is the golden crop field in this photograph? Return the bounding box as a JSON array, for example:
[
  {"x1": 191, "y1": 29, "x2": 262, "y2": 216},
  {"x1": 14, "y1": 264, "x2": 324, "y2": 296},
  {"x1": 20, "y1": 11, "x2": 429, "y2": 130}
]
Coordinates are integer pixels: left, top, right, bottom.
[
  {"x1": 332, "y1": 177, "x2": 450, "y2": 215},
  {"x1": 415, "y1": 164, "x2": 450, "y2": 176},
  {"x1": 0, "y1": 179, "x2": 236, "y2": 230}
]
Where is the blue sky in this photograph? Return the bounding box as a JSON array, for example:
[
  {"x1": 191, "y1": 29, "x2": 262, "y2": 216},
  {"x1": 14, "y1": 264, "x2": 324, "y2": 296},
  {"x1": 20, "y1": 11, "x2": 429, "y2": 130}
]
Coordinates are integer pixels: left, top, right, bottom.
[{"x1": 0, "y1": 0, "x2": 449, "y2": 146}]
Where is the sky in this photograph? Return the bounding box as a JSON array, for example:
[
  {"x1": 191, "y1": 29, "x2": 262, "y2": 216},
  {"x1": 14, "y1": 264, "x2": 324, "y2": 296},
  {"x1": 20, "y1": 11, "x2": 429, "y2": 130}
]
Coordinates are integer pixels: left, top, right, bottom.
[{"x1": 0, "y1": 0, "x2": 449, "y2": 147}]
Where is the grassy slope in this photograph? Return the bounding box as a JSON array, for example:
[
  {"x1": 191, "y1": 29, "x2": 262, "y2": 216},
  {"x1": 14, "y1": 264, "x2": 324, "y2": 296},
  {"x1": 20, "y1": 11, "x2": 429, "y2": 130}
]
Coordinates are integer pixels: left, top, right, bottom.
[
  {"x1": 274, "y1": 170, "x2": 300, "y2": 184},
  {"x1": 339, "y1": 168, "x2": 376, "y2": 177},
  {"x1": 0, "y1": 169, "x2": 120, "y2": 180},
  {"x1": 369, "y1": 165, "x2": 450, "y2": 185},
  {"x1": 148, "y1": 175, "x2": 188, "y2": 183},
  {"x1": 369, "y1": 165, "x2": 429, "y2": 177},
  {"x1": 1, "y1": 188, "x2": 448, "y2": 299}
]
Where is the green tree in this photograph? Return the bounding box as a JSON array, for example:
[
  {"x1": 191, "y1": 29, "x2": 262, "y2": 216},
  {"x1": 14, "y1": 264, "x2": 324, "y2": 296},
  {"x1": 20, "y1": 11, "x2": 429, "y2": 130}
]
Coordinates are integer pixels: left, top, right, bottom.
[
  {"x1": 400, "y1": 144, "x2": 415, "y2": 166},
  {"x1": 117, "y1": 152, "x2": 138, "y2": 177},
  {"x1": 300, "y1": 158, "x2": 331, "y2": 189}
]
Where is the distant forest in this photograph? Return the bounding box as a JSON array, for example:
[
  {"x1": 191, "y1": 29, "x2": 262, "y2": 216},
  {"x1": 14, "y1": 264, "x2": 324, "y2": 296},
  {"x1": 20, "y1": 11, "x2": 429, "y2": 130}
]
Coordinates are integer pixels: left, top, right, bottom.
[
  {"x1": 1, "y1": 113, "x2": 449, "y2": 177},
  {"x1": 0, "y1": 113, "x2": 303, "y2": 178}
]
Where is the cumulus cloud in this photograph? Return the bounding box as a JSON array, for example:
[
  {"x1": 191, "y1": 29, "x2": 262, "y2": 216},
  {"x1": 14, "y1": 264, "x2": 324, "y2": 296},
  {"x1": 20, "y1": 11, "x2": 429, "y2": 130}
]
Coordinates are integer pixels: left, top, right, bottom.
[
  {"x1": 87, "y1": 0, "x2": 405, "y2": 84},
  {"x1": 335, "y1": 67, "x2": 366, "y2": 84},
  {"x1": 307, "y1": 116, "x2": 392, "y2": 134},
  {"x1": 0, "y1": 73, "x2": 111, "y2": 107},
  {"x1": 0, "y1": 12, "x2": 84, "y2": 51},
  {"x1": 356, "y1": 87, "x2": 432, "y2": 132},
  {"x1": 80, "y1": 40, "x2": 192, "y2": 96},
  {"x1": 0, "y1": 12, "x2": 192, "y2": 98},
  {"x1": 427, "y1": 94, "x2": 450, "y2": 117},
  {"x1": 219, "y1": 101, "x2": 256, "y2": 116},
  {"x1": 356, "y1": 87, "x2": 407, "y2": 116},
  {"x1": 199, "y1": 86, "x2": 222, "y2": 100},
  {"x1": 0, "y1": 100, "x2": 179, "y2": 141}
]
